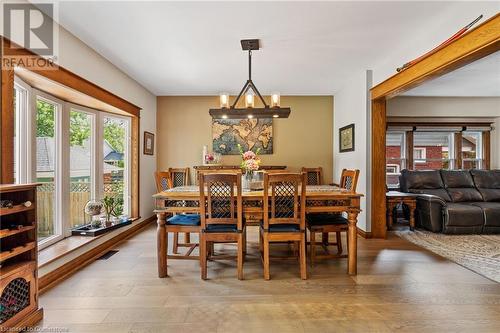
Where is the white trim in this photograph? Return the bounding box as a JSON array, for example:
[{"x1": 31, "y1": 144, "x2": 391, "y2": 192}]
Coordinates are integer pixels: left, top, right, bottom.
[
  {"x1": 413, "y1": 147, "x2": 427, "y2": 162},
  {"x1": 34, "y1": 91, "x2": 66, "y2": 250}
]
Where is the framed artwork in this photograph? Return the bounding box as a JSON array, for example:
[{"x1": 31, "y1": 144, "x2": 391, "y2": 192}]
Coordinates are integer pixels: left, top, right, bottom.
[
  {"x1": 339, "y1": 124, "x2": 355, "y2": 153},
  {"x1": 212, "y1": 118, "x2": 273, "y2": 155},
  {"x1": 143, "y1": 131, "x2": 155, "y2": 155}
]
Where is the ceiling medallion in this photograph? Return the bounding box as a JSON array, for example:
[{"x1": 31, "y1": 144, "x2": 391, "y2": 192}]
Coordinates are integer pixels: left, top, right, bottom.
[{"x1": 209, "y1": 39, "x2": 291, "y2": 119}]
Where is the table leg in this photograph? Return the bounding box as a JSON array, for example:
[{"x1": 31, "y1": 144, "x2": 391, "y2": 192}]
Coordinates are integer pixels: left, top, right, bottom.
[
  {"x1": 347, "y1": 211, "x2": 358, "y2": 275},
  {"x1": 408, "y1": 200, "x2": 417, "y2": 231},
  {"x1": 157, "y1": 212, "x2": 168, "y2": 277},
  {"x1": 387, "y1": 201, "x2": 394, "y2": 230}
]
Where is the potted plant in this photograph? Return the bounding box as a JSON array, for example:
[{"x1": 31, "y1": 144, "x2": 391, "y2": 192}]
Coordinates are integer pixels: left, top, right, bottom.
[{"x1": 102, "y1": 196, "x2": 122, "y2": 227}]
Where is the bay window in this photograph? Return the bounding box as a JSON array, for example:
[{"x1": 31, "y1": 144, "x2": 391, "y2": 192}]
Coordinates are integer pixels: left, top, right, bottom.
[
  {"x1": 14, "y1": 76, "x2": 132, "y2": 248},
  {"x1": 386, "y1": 127, "x2": 490, "y2": 187}
]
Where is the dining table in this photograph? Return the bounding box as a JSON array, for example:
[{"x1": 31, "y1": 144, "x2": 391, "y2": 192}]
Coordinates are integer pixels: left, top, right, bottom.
[{"x1": 153, "y1": 185, "x2": 363, "y2": 277}]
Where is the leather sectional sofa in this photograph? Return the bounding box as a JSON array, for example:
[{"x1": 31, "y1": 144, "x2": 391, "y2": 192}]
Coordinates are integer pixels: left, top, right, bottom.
[{"x1": 399, "y1": 169, "x2": 500, "y2": 234}]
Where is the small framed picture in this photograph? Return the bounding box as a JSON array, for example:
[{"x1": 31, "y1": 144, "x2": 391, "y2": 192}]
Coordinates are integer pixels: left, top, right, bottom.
[
  {"x1": 339, "y1": 124, "x2": 355, "y2": 153},
  {"x1": 143, "y1": 131, "x2": 155, "y2": 155}
]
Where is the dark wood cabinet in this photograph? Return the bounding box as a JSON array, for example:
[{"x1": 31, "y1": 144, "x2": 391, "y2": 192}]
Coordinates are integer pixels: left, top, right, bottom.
[{"x1": 0, "y1": 184, "x2": 43, "y2": 330}]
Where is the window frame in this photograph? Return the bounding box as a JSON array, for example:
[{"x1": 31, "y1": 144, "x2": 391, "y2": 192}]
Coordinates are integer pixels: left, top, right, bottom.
[
  {"x1": 13, "y1": 77, "x2": 133, "y2": 248},
  {"x1": 33, "y1": 89, "x2": 67, "y2": 249},
  {"x1": 461, "y1": 131, "x2": 483, "y2": 170},
  {"x1": 412, "y1": 132, "x2": 454, "y2": 170}
]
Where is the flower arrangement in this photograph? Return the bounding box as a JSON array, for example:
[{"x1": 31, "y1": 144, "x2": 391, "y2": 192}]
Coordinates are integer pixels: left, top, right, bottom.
[
  {"x1": 238, "y1": 144, "x2": 261, "y2": 176},
  {"x1": 204, "y1": 152, "x2": 221, "y2": 165}
]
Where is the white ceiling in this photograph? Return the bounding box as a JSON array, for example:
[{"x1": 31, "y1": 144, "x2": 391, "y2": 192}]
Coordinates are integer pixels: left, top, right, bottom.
[
  {"x1": 43, "y1": 1, "x2": 498, "y2": 96},
  {"x1": 402, "y1": 51, "x2": 500, "y2": 97}
]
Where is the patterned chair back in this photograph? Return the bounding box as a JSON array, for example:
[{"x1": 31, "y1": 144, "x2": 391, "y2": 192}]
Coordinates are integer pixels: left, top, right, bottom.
[
  {"x1": 155, "y1": 171, "x2": 173, "y2": 192},
  {"x1": 301, "y1": 167, "x2": 323, "y2": 185},
  {"x1": 199, "y1": 173, "x2": 243, "y2": 230},
  {"x1": 340, "y1": 169, "x2": 360, "y2": 192},
  {"x1": 169, "y1": 167, "x2": 190, "y2": 187},
  {"x1": 263, "y1": 172, "x2": 306, "y2": 230}
]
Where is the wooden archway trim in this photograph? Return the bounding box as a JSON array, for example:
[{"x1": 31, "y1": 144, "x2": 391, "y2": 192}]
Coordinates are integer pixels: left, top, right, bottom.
[
  {"x1": 2, "y1": 38, "x2": 141, "y2": 117},
  {"x1": 1, "y1": 37, "x2": 141, "y2": 218},
  {"x1": 370, "y1": 14, "x2": 500, "y2": 239}
]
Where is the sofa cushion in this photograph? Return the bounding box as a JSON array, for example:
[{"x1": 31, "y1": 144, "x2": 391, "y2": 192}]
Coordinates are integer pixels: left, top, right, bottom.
[
  {"x1": 443, "y1": 203, "x2": 484, "y2": 227},
  {"x1": 400, "y1": 170, "x2": 444, "y2": 191},
  {"x1": 441, "y1": 170, "x2": 483, "y2": 202},
  {"x1": 469, "y1": 202, "x2": 500, "y2": 228},
  {"x1": 400, "y1": 170, "x2": 452, "y2": 201},
  {"x1": 408, "y1": 188, "x2": 452, "y2": 202},
  {"x1": 470, "y1": 170, "x2": 500, "y2": 202}
]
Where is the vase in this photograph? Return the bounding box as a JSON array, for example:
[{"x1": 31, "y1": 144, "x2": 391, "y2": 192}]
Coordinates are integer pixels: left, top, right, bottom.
[{"x1": 243, "y1": 170, "x2": 263, "y2": 191}]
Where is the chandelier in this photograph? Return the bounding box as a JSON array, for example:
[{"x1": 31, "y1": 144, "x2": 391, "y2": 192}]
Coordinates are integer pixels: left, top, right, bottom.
[{"x1": 209, "y1": 39, "x2": 291, "y2": 119}]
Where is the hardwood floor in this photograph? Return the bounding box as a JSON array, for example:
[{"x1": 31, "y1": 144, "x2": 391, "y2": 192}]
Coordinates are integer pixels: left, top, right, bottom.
[{"x1": 37, "y1": 225, "x2": 500, "y2": 333}]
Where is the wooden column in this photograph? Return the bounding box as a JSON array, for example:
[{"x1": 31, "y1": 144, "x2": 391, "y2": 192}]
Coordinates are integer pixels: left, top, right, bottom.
[
  {"x1": 405, "y1": 131, "x2": 414, "y2": 170},
  {"x1": 482, "y1": 131, "x2": 491, "y2": 170},
  {"x1": 371, "y1": 99, "x2": 387, "y2": 239},
  {"x1": 454, "y1": 132, "x2": 463, "y2": 170}
]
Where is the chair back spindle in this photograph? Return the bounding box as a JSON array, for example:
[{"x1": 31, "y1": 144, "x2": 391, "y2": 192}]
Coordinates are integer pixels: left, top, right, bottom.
[
  {"x1": 263, "y1": 173, "x2": 306, "y2": 230},
  {"x1": 155, "y1": 171, "x2": 173, "y2": 192},
  {"x1": 340, "y1": 169, "x2": 360, "y2": 192},
  {"x1": 199, "y1": 173, "x2": 243, "y2": 231},
  {"x1": 169, "y1": 167, "x2": 190, "y2": 187},
  {"x1": 301, "y1": 167, "x2": 323, "y2": 185}
]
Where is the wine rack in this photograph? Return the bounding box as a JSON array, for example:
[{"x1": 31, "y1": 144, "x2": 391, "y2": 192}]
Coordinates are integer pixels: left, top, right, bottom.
[{"x1": 0, "y1": 184, "x2": 43, "y2": 330}]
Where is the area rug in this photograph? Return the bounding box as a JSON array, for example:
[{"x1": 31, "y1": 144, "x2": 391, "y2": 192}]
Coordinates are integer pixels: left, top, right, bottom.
[{"x1": 395, "y1": 229, "x2": 500, "y2": 283}]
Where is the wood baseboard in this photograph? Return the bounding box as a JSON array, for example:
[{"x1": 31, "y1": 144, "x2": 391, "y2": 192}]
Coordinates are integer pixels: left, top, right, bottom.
[
  {"x1": 39, "y1": 215, "x2": 155, "y2": 293},
  {"x1": 357, "y1": 227, "x2": 372, "y2": 239}
]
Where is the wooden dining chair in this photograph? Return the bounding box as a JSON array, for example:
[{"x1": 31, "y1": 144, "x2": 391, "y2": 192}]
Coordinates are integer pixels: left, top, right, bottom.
[
  {"x1": 260, "y1": 172, "x2": 307, "y2": 280},
  {"x1": 155, "y1": 171, "x2": 199, "y2": 258},
  {"x1": 301, "y1": 167, "x2": 323, "y2": 185},
  {"x1": 307, "y1": 169, "x2": 360, "y2": 265},
  {"x1": 199, "y1": 173, "x2": 245, "y2": 280},
  {"x1": 155, "y1": 171, "x2": 173, "y2": 192},
  {"x1": 167, "y1": 167, "x2": 192, "y2": 253}
]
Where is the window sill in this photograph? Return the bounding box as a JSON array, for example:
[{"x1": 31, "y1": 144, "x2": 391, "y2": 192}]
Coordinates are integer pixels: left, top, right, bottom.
[{"x1": 38, "y1": 217, "x2": 140, "y2": 268}]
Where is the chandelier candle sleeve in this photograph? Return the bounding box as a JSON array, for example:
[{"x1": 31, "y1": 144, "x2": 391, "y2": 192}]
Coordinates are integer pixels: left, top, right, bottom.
[
  {"x1": 245, "y1": 92, "x2": 255, "y2": 108},
  {"x1": 271, "y1": 93, "x2": 280, "y2": 107},
  {"x1": 220, "y1": 93, "x2": 230, "y2": 108}
]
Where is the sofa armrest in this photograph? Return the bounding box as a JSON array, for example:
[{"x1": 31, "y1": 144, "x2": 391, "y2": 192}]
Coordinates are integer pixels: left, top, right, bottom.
[
  {"x1": 415, "y1": 194, "x2": 447, "y2": 207},
  {"x1": 414, "y1": 194, "x2": 446, "y2": 232}
]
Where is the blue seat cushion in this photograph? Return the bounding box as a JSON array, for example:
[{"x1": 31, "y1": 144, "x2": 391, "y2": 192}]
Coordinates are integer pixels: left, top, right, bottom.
[
  {"x1": 167, "y1": 214, "x2": 201, "y2": 226},
  {"x1": 205, "y1": 224, "x2": 239, "y2": 233},
  {"x1": 266, "y1": 223, "x2": 301, "y2": 232},
  {"x1": 307, "y1": 213, "x2": 348, "y2": 226}
]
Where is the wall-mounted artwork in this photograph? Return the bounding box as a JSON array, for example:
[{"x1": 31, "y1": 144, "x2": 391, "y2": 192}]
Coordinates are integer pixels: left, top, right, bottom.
[
  {"x1": 143, "y1": 131, "x2": 155, "y2": 155},
  {"x1": 212, "y1": 118, "x2": 273, "y2": 155},
  {"x1": 339, "y1": 123, "x2": 355, "y2": 153}
]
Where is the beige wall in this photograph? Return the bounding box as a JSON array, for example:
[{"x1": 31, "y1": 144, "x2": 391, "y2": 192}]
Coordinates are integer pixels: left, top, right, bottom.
[{"x1": 157, "y1": 96, "x2": 334, "y2": 183}]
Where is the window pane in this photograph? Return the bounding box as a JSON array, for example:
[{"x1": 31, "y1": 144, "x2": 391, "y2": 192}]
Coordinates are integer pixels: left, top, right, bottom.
[
  {"x1": 463, "y1": 160, "x2": 480, "y2": 169},
  {"x1": 462, "y1": 132, "x2": 482, "y2": 169},
  {"x1": 103, "y1": 116, "x2": 128, "y2": 217},
  {"x1": 36, "y1": 99, "x2": 57, "y2": 241},
  {"x1": 386, "y1": 132, "x2": 405, "y2": 187},
  {"x1": 413, "y1": 132, "x2": 451, "y2": 170},
  {"x1": 70, "y1": 110, "x2": 93, "y2": 228}
]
